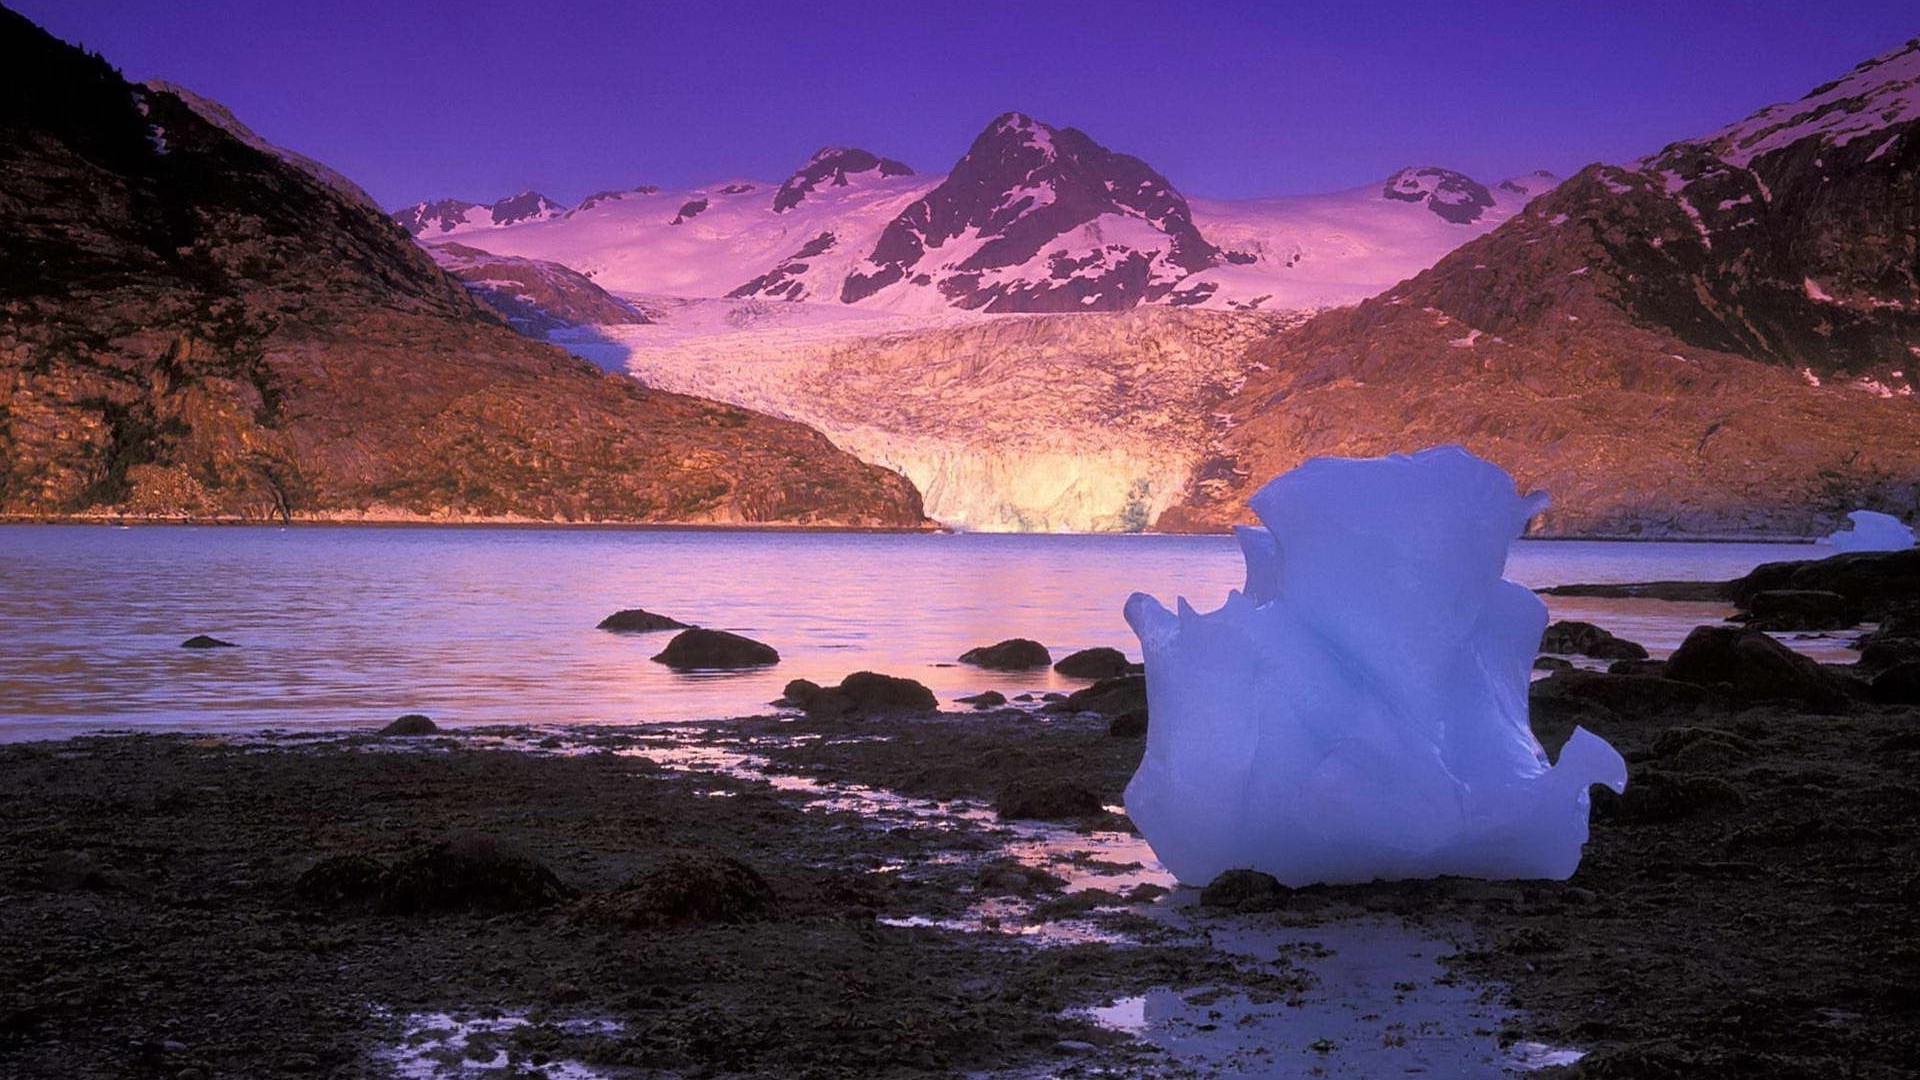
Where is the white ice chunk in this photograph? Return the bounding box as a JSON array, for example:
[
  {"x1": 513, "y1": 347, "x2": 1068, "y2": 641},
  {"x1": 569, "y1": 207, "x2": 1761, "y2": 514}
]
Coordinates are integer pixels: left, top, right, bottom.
[
  {"x1": 1825, "y1": 509, "x2": 1916, "y2": 552},
  {"x1": 1123, "y1": 446, "x2": 1626, "y2": 887}
]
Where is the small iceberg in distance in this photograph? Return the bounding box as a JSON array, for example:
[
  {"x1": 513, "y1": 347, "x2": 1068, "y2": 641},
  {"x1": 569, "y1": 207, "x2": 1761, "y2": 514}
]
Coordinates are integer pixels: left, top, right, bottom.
[
  {"x1": 1825, "y1": 509, "x2": 1916, "y2": 553},
  {"x1": 1123, "y1": 446, "x2": 1626, "y2": 888}
]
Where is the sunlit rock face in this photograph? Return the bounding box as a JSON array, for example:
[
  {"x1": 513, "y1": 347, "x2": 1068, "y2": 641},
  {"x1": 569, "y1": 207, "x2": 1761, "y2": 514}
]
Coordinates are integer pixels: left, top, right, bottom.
[
  {"x1": 1827, "y1": 510, "x2": 1916, "y2": 553},
  {"x1": 1123, "y1": 447, "x2": 1627, "y2": 887}
]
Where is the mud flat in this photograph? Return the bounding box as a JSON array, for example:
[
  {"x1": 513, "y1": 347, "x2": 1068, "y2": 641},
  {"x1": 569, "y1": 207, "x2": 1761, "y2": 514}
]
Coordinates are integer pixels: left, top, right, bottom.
[{"x1": 1, "y1": 677, "x2": 1914, "y2": 1078}]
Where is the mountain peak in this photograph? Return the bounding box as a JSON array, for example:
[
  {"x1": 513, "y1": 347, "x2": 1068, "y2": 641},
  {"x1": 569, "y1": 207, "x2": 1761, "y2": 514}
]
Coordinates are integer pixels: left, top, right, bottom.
[
  {"x1": 1381, "y1": 166, "x2": 1498, "y2": 224},
  {"x1": 1681, "y1": 36, "x2": 1920, "y2": 168},
  {"x1": 772, "y1": 146, "x2": 913, "y2": 212}
]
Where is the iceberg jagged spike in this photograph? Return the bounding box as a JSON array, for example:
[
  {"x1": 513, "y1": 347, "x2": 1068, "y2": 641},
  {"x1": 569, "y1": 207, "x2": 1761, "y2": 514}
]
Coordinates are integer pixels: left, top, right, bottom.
[
  {"x1": 1124, "y1": 446, "x2": 1626, "y2": 887},
  {"x1": 1825, "y1": 509, "x2": 1915, "y2": 552}
]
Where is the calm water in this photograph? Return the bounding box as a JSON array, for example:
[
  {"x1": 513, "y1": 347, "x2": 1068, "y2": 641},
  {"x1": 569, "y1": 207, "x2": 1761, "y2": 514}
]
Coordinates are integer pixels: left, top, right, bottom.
[{"x1": 0, "y1": 526, "x2": 1827, "y2": 741}]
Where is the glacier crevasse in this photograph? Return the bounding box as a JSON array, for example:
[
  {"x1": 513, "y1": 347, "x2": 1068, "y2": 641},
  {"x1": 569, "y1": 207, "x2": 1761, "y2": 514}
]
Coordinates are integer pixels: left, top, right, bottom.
[{"x1": 1123, "y1": 446, "x2": 1627, "y2": 887}]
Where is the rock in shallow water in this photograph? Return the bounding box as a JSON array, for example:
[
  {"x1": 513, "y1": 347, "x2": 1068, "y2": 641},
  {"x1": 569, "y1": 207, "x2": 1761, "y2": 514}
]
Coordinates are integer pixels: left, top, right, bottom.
[
  {"x1": 377, "y1": 714, "x2": 438, "y2": 736},
  {"x1": 597, "y1": 608, "x2": 692, "y2": 632},
  {"x1": 783, "y1": 672, "x2": 937, "y2": 718},
  {"x1": 1539, "y1": 620, "x2": 1648, "y2": 660},
  {"x1": 1739, "y1": 589, "x2": 1861, "y2": 632},
  {"x1": 1123, "y1": 447, "x2": 1626, "y2": 887},
  {"x1": 180, "y1": 635, "x2": 237, "y2": 649},
  {"x1": 1052, "y1": 646, "x2": 1131, "y2": 679},
  {"x1": 957, "y1": 690, "x2": 1007, "y2": 708},
  {"x1": 1663, "y1": 625, "x2": 1851, "y2": 712},
  {"x1": 958, "y1": 638, "x2": 1051, "y2": 670},
  {"x1": 651, "y1": 628, "x2": 779, "y2": 669}
]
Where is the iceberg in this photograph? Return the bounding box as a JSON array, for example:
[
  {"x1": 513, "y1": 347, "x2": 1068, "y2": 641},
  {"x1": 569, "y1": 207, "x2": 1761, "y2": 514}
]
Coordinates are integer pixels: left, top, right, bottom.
[
  {"x1": 1123, "y1": 447, "x2": 1626, "y2": 887},
  {"x1": 1825, "y1": 510, "x2": 1915, "y2": 553}
]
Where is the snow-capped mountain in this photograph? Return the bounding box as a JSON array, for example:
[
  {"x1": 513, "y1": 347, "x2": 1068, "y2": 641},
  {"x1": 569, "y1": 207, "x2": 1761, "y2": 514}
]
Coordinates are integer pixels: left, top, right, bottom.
[
  {"x1": 394, "y1": 190, "x2": 567, "y2": 237},
  {"x1": 838, "y1": 112, "x2": 1224, "y2": 311},
  {"x1": 1162, "y1": 37, "x2": 1920, "y2": 538},
  {"x1": 390, "y1": 114, "x2": 1556, "y2": 315}
]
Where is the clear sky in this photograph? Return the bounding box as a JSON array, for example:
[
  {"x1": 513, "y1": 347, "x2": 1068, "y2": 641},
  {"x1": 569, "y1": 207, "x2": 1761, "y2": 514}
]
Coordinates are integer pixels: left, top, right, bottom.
[{"x1": 15, "y1": 0, "x2": 1918, "y2": 209}]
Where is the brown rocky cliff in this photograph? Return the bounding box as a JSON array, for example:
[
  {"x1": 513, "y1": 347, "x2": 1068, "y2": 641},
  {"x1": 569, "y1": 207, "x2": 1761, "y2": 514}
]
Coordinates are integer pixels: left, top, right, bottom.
[{"x1": 0, "y1": 8, "x2": 925, "y2": 527}]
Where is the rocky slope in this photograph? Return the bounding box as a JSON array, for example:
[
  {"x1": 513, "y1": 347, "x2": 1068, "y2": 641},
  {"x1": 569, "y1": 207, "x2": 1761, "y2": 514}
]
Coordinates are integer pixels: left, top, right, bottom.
[
  {"x1": 427, "y1": 243, "x2": 653, "y2": 335},
  {"x1": 582, "y1": 304, "x2": 1293, "y2": 530},
  {"x1": 0, "y1": 8, "x2": 924, "y2": 526},
  {"x1": 395, "y1": 119, "x2": 1553, "y2": 315},
  {"x1": 1161, "y1": 38, "x2": 1920, "y2": 536}
]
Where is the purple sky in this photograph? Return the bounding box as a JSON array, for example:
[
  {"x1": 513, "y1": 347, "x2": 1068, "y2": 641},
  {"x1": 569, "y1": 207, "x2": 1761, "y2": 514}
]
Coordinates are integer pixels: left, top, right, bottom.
[{"x1": 17, "y1": 0, "x2": 1918, "y2": 209}]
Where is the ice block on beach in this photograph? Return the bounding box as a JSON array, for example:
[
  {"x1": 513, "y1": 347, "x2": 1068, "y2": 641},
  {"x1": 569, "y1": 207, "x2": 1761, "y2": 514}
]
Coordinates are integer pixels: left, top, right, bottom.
[{"x1": 1123, "y1": 446, "x2": 1626, "y2": 887}]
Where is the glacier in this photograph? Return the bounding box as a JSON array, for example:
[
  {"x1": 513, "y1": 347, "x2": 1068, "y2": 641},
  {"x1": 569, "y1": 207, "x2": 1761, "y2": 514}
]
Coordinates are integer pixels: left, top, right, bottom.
[
  {"x1": 1122, "y1": 446, "x2": 1627, "y2": 887},
  {"x1": 1825, "y1": 509, "x2": 1915, "y2": 552}
]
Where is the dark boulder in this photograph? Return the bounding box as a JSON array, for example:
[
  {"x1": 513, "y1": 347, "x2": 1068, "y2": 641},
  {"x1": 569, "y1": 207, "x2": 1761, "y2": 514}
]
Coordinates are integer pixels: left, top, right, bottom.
[
  {"x1": 180, "y1": 635, "x2": 237, "y2": 649},
  {"x1": 1663, "y1": 625, "x2": 1851, "y2": 712},
  {"x1": 958, "y1": 638, "x2": 1051, "y2": 670},
  {"x1": 1539, "y1": 621, "x2": 1649, "y2": 660},
  {"x1": 957, "y1": 690, "x2": 1007, "y2": 708},
  {"x1": 597, "y1": 608, "x2": 692, "y2": 632},
  {"x1": 1738, "y1": 590, "x2": 1861, "y2": 632},
  {"x1": 1053, "y1": 647, "x2": 1131, "y2": 679},
  {"x1": 995, "y1": 778, "x2": 1105, "y2": 820},
  {"x1": 1872, "y1": 662, "x2": 1920, "y2": 705},
  {"x1": 379, "y1": 836, "x2": 575, "y2": 914},
  {"x1": 1044, "y1": 673, "x2": 1147, "y2": 716},
  {"x1": 1533, "y1": 656, "x2": 1574, "y2": 672},
  {"x1": 575, "y1": 851, "x2": 776, "y2": 928},
  {"x1": 1200, "y1": 869, "x2": 1289, "y2": 909},
  {"x1": 377, "y1": 714, "x2": 438, "y2": 736},
  {"x1": 1540, "y1": 581, "x2": 1729, "y2": 602},
  {"x1": 1528, "y1": 669, "x2": 1724, "y2": 718},
  {"x1": 785, "y1": 671, "x2": 937, "y2": 718},
  {"x1": 651, "y1": 628, "x2": 778, "y2": 669},
  {"x1": 1728, "y1": 548, "x2": 1920, "y2": 620},
  {"x1": 975, "y1": 858, "x2": 1067, "y2": 896},
  {"x1": 1108, "y1": 709, "x2": 1149, "y2": 737},
  {"x1": 1607, "y1": 659, "x2": 1669, "y2": 677},
  {"x1": 299, "y1": 837, "x2": 574, "y2": 915}
]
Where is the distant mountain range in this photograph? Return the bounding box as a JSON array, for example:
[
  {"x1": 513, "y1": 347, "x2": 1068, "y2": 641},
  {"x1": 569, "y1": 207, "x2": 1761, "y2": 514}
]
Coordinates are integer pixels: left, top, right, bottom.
[
  {"x1": 393, "y1": 117, "x2": 1556, "y2": 316},
  {"x1": 0, "y1": 6, "x2": 924, "y2": 526}
]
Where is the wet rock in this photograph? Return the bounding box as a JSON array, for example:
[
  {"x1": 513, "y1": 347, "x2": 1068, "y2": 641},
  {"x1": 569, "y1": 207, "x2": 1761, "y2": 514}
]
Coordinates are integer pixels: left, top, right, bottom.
[
  {"x1": 1728, "y1": 549, "x2": 1920, "y2": 621},
  {"x1": 575, "y1": 851, "x2": 776, "y2": 927},
  {"x1": 377, "y1": 714, "x2": 438, "y2": 736},
  {"x1": 1650, "y1": 727, "x2": 1755, "y2": 770},
  {"x1": 974, "y1": 858, "x2": 1067, "y2": 896},
  {"x1": 651, "y1": 628, "x2": 779, "y2": 669},
  {"x1": 1592, "y1": 769, "x2": 1743, "y2": 824},
  {"x1": 1738, "y1": 590, "x2": 1861, "y2": 632},
  {"x1": 957, "y1": 690, "x2": 1007, "y2": 708},
  {"x1": 1540, "y1": 581, "x2": 1729, "y2": 602},
  {"x1": 1108, "y1": 709, "x2": 1148, "y2": 737},
  {"x1": 1539, "y1": 621, "x2": 1649, "y2": 660},
  {"x1": 958, "y1": 638, "x2": 1051, "y2": 670},
  {"x1": 379, "y1": 835, "x2": 575, "y2": 914},
  {"x1": 994, "y1": 778, "x2": 1105, "y2": 820},
  {"x1": 1052, "y1": 647, "x2": 1131, "y2": 679},
  {"x1": 1200, "y1": 868, "x2": 1289, "y2": 909},
  {"x1": 180, "y1": 635, "x2": 237, "y2": 649},
  {"x1": 1871, "y1": 662, "x2": 1920, "y2": 705},
  {"x1": 1607, "y1": 658, "x2": 1669, "y2": 677},
  {"x1": 1664, "y1": 625, "x2": 1851, "y2": 712},
  {"x1": 1533, "y1": 656, "x2": 1574, "y2": 672},
  {"x1": 597, "y1": 608, "x2": 692, "y2": 632},
  {"x1": 786, "y1": 671, "x2": 937, "y2": 718},
  {"x1": 1530, "y1": 669, "x2": 1722, "y2": 719},
  {"x1": 1044, "y1": 673, "x2": 1146, "y2": 716},
  {"x1": 293, "y1": 853, "x2": 389, "y2": 908}
]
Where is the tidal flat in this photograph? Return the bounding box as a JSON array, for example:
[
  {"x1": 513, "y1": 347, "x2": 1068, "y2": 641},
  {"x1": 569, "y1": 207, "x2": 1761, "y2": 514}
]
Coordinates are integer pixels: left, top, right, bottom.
[{"x1": 1, "y1": 684, "x2": 1914, "y2": 1079}]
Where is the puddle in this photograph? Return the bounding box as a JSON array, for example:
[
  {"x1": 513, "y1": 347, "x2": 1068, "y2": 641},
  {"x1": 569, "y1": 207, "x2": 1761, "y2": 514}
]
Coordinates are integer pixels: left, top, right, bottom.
[{"x1": 374, "y1": 1008, "x2": 621, "y2": 1079}]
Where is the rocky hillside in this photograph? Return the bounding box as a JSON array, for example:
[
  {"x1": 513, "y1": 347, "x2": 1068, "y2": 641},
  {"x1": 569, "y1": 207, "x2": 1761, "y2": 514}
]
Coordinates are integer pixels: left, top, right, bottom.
[
  {"x1": 1161, "y1": 38, "x2": 1920, "y2": 536},
  {"x1": 0, "y1": 8, "x2": 925, "y2": 526},
  {"x1": 427, "y1": 243, "x2": 653, "y2": 335},
  {"x1": 395, "y1": 119, "x2": 1553, "y2": 316}
]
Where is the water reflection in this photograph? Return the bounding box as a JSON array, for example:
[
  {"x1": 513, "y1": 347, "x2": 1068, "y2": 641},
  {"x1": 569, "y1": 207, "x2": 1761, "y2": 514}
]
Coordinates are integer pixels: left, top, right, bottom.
[{"x1": 0, "y1": 526, "x2": 1823, "y2": 739}]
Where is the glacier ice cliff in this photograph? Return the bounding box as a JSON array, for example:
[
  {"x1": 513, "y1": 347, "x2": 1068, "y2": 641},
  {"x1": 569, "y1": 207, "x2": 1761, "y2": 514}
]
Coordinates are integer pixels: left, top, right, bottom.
[
  {"x1": 1826, "y1": 510, "x2": 1916, "y2": 552},
  {"x1": 1123, "y1": 446, "x2": 1627, "y2": 887}
]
